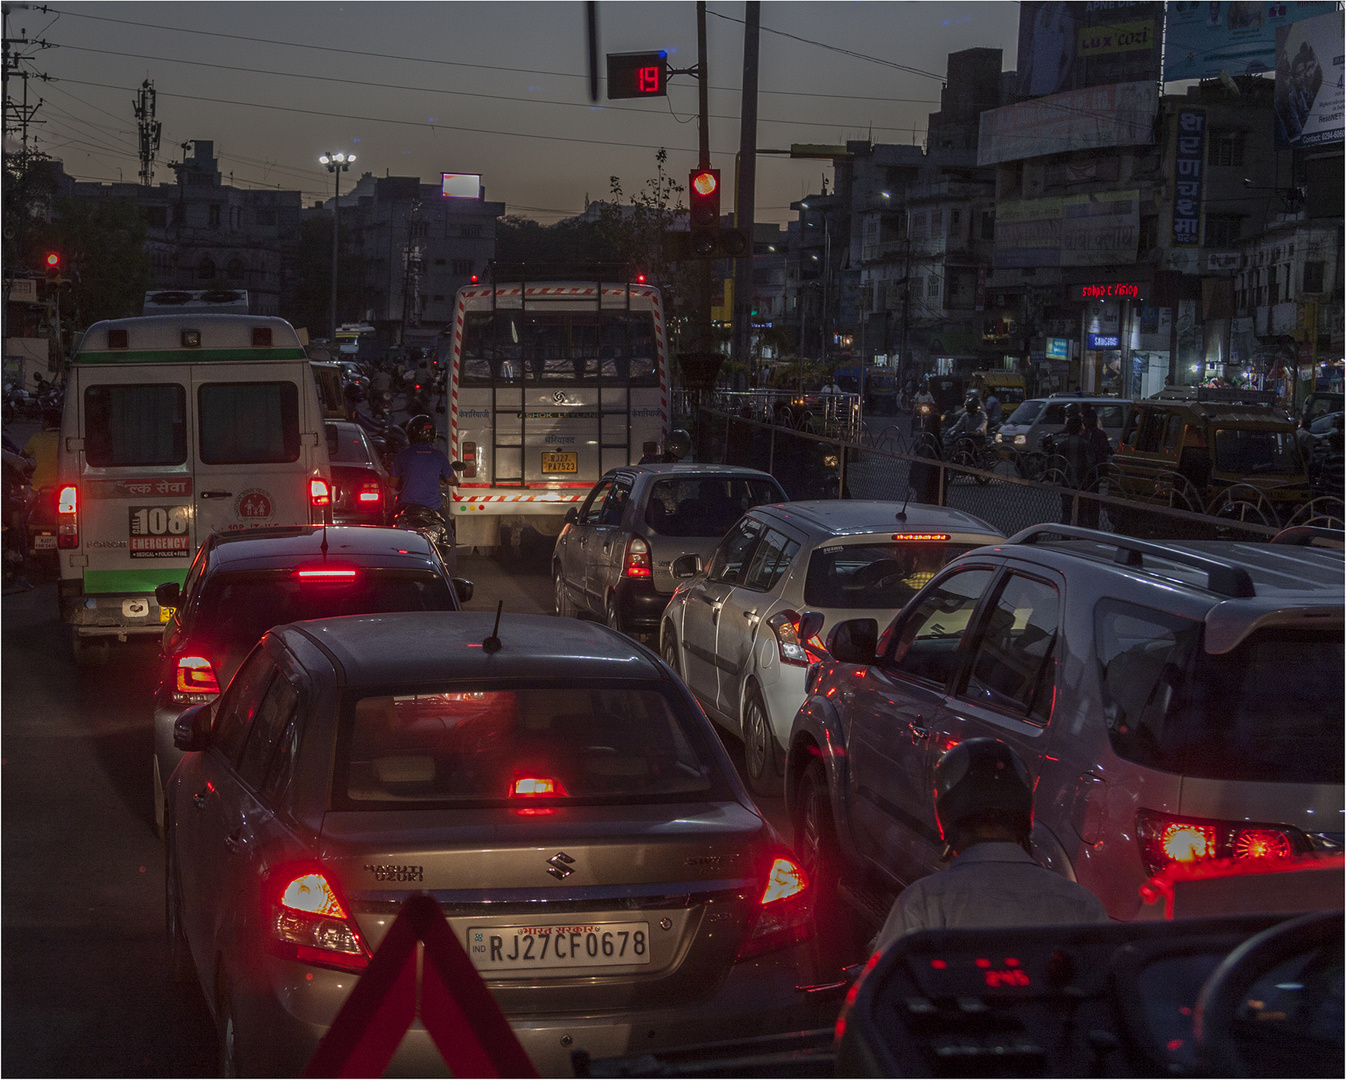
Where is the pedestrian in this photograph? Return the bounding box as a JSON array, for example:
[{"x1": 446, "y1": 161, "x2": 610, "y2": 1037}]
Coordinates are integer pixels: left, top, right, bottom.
[
  {"x1": 873, "y1": 738, "x2": 1108, "y2": 951},
  {"x1": 984, "y1": 389, "x2": 1002, "y2": 428},
  {"x1": 1053, "y1": 409, "x2": 1092, "y2": 525},
  {"x1": 1078, "y1": 404, "x2": 1112, "y2": 528}
]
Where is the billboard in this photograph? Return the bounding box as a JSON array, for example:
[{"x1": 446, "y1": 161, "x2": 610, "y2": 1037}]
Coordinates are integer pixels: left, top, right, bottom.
[
  {"x1": 1274, "y1": 10, "x2": 1345, "y2": 148},
  {"x1": 441, "y1": 173, "x2": 482, "y2": 199},
  {"x1": 1017, "y1": 2, "x2": 1163, "y2": 97},
  {"x1": 978, "y1": 81, "x2": 1158, "y2": 165},
  {"x1": 1172, "y1": 108, "x2": 1207, "y2": 248},
  {"x1": 1163, "y1": 1, "x2": 1336, "y2": 81},
  {"x1": 995, "y1": 190, "x2": 1141, "y2": 268}
]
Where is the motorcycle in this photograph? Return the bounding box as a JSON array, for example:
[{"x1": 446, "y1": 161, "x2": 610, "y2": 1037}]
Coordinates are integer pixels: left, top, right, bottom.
[
  {"x1": 393, "y1": 499, "x2": 459, "y2": 575},
  {"x1": 352, "y1": 410, "x2": 409, "y2": 472}
]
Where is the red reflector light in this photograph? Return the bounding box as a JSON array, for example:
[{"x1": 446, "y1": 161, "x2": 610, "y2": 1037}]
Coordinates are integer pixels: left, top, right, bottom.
[
  {"x1": 58, "y1": 485, "x2": 78, "y2": 515},
  {"x1": 892, "y1": 533, "x2": 950, "y2": 541},
  {"x1": 511, "y1": 776, "x2": 568, "y2": 798},
  {"x1": 175, "y1": 655, "x2": 220, "y2": 695},
  {"x1": 295, "y1": 568, "x2": 357, "y2": 580},
  {"x1": 309, "y1": 478, "x2": 331, "y2": 507}
]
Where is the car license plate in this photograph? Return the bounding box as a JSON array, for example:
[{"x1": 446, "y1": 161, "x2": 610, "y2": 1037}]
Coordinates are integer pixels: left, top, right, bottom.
[
  {"x1": 541, "y1": 451, "x2": 578, "y2": 474},
  {"x1": 159, "y1": 605, "x2": 175, "y2": 623},
  {"x1": 467, "y1": 921, "x2": 651, "y2": 972},
  {"x1": 33, "y1": 534, "x2": 56, "y2": 550}
]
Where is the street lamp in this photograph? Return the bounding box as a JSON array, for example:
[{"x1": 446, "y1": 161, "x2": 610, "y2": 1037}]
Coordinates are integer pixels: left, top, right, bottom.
[{"x1": 319, "y1": 151, "x2": 355, "y2": 340}]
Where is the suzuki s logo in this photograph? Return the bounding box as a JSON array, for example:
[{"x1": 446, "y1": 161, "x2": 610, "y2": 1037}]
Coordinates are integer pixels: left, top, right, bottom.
[
  {"x1": 546, "y1": 852, "x2": 575, "y2": 880},
  {"x1": 552, "y1": 390, "x2": 568, "y2": 405}
]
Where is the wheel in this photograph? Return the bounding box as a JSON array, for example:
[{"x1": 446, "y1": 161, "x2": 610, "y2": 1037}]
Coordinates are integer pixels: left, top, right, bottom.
[
  {"x1": 792, "y1": 756, "x2": 858, "y2": 967},
  {"x1": 742, "y1": 686, "x2": 783, "y2": 799},
  {"x1": 604, "y1": 593, "x2": 624, "y2": 636},
  {"x1": 217, "y1": 977, "x2": 241, "y2": 1077},
  {"x1": 553, "y1": 566, "x2": 571, "y2": 618},
  {"x1": 661, "y1": 627, "x2": 681, "y2": 678},
  {"x1": 165, "y1": 826, "x2": 194, "y2": 987},
  {"x1": 153, "y1": 757, "x2": 165, "y2": 842}
]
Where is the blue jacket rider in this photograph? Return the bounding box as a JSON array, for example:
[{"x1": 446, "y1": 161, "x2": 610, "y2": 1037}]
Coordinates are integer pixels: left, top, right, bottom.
[{"x1": 391, "y1": 414, "x2": 455, "y2": 514}]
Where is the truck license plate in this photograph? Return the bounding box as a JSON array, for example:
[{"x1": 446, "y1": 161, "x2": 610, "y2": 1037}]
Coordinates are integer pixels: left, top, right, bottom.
[
  {"x1": 467, "y1": 921, "x2": 651, "y2": 972},
  {"x1": 541, "y1": 451, "x2": 578, "y2": 474}
]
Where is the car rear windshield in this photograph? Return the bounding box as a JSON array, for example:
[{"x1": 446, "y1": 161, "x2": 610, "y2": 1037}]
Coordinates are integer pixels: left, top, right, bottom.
[
  {"x1": 83, "y1": 384, "x2": 187, "y2": 467},
  {"x1": 326, "y1": 424, "x2": 374, "y2": 464},
  {"x1": 645, "y1": 476, "x2": 784, "y2": 537},
  {"x1": 1213, "y1": 429, "x2": 1301, "y2": 475},
  {"x1": 194, "y1": 569, "x2": 456, "y2": 652},
  {"x1": 1006, "y1": 400, "x2": 1044, "y2": 425},
  {"x1": 804, "y1": 541, "x2": 980, "y2": 610},
  {"x1": 1095, "y1": 599, "x2": 1343, "y2": 784},
  {"x1": 199, "y1": 382, "x2": 300, "y2": 464},
  {"x1": 334, "y1": 685, "x2": 729, "y2": 808}
]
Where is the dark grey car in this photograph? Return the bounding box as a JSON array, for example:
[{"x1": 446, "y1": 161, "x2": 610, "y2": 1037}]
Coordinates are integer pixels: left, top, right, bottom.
[{"x1": 552, "y1": 464, "x2": 787, "y2": 637}]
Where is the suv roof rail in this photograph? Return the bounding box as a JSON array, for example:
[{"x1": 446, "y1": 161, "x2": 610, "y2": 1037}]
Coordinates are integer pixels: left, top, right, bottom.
[
  {"x1": 1271, "y1": 525, "x2": 1346, "y2": 549},
  {"x1": 1008, "y1": 524, "x2": 1257, "y2": 598},
  {"x1": 1151, "y1": 386, "x2": 1278, "y2": 408}
]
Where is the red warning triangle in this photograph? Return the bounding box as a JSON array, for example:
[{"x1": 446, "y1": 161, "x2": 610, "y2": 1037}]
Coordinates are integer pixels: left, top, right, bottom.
[{"x1": 303, "y1": 892, "x2": 538, "y2": 1077}]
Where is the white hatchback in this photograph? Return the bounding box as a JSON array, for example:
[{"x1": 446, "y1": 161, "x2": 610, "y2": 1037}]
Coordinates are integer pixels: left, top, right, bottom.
[{"x1": 659, "y1": 501, "x2": 1003, "y2": 797}]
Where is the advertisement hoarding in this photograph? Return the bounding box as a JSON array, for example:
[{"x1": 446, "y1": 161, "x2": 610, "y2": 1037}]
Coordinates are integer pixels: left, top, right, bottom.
[
  {"x1": 978, "y1": 81, "x2": 1158, "y2": 165},
  {"x1": 994, "y1": 191, "x2": 1140, "y2": 269},
  {"x1": 1163, "y1": 1, "x2": 1336, "y2": 81},
  {"x1": 1274, "y1": 11, "x2": 1345, "y2": 148},
  {"x1": 1017, "y1": 2, "x2": 1163, "y2": 96},
  {"x1": 441, "y1": 173, "x2": 482, "y2": 199}
]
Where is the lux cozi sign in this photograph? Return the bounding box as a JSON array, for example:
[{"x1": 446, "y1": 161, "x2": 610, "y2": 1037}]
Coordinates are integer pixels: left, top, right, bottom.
[{"x1": 1074, "y1": 282, "x2": 1142, "y2": 301}]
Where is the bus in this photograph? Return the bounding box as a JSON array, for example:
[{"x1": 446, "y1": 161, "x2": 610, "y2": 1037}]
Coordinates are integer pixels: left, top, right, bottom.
[{"x1": 447, "y1": 281, "x2": 669, "y2": 553}]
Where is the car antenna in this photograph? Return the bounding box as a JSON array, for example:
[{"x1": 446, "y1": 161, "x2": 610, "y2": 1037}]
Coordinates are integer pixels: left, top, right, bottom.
[
  {"x1": 896, "y1": 488, "x2": 912, "y2": 523},
  {"x1": 482, "y1": 600, "x2": 503, "y2": 653},
  {"x1": 320, "y1": 519, "x2": 329, "y2": 559}
]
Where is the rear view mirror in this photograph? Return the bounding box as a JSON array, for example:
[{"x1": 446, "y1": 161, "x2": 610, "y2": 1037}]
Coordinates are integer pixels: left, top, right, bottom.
[
  {"x1": 798, "y1": 610, "x2": 826, "y2": 645},
  {"x1": 564, "y1": 507, "x2": 579, "y2": 525},
  {"x1": 452, "y1": 577, "x2": 474, "y2": 603},
  {"x1": 173, "y1": 703, "x2": 213, "y2": 753},
  {"x1": 827, "y1": 618, "x2": 878, "y2": 665},
  {"x1": 672, "y1": 553, "x2": 702, "y2": 579},
  {"x1": 155, "y1": 581, "x2": 181, "y2": 609}
]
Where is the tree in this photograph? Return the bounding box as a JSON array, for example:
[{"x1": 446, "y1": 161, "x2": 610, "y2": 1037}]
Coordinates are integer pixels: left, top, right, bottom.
[
  {"x1": 44, "y1": 195, "x2": 151, "y2": 325},
  {"x1": 288, "y1": 212, "x2": 366, "y2": 338}
]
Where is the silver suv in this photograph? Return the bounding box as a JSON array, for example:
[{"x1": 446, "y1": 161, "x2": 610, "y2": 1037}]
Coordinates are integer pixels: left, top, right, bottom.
[
  {"x1": 785, "y1": 525, "x2": 1343, "y2": 924},
  {"x1": 995, "y1": 394, "x2": 1127, "y2": 457},
  {"x1": 553, "y1": 464, "x2": 786, "y2": 638}
]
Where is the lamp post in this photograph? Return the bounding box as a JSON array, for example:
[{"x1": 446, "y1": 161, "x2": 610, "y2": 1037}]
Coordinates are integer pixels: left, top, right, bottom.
[{"x1": 319, "y1": 151, "x2": 355, "y2": 341}]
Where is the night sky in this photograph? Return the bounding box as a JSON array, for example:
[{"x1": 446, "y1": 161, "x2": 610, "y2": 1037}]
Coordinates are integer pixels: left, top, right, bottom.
[{"x1": 11, "y1": 2, "x2": 1022, "y2": 224}]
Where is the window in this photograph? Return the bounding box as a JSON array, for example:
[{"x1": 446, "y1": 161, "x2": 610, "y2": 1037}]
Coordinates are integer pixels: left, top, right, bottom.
[
  {"x1": 1094, "y1": 601, "x2": 1341, "y2": 784},
  {"x1": 197, "y1": 257, "x2": 216, "y2": 281},
  {"x1": 1209, "y1": 131, "x2": 1245, "y2": 167},
  {"x1": 1304, "y1": 261, "x2": 1325, "y2": 293},
  {"x1": 910, "y1": 212, "x2": 927, "y2": 241},
  {"x1": 927, "y1": 276, "x2": 941, "y2": 298},
  {"x1": 226, "y1": 258, "x2": 246, "y2": 282},
  {"x1": 1206, "y1": 215, "x2": 1242, "y2": 247},
  {"x1": 881, "y1": 568, "x2": 994, "y2": 688},
  {"x1": 949, "y1": 209, "x2": 961, "y2": 233},
  {"x1": 707, "y1": 518, "x2": 764, "y2": 585},
  {"x1": 1268, "y1": 265, "x2": 1278, "y2": 303},
  {"x1": 962, "y1": 574, "x2": 1059, "y2": 721},
  {"x1": 644, "y1": 477, "x2": 784, "y2": 538},
  {"x1": 199, "y1": 381, "x2": 300, "y2": 464},
  {"x1": 457, "y1": 312, "x2": 660, "y2": 388},
  {"x1": 931, "y1": 210, "x2": 943, "y2": 233},
  {"x1": 236, "y1": 675, "x2": 299, "y2": 791},
  {"x1": 434, "y1": 258, "x2": 447, "y2": 266},
  {"x1": 579, "y1": 480, "x2": 615, "y2": 526},
  {"x1": 598, "y1": 480, "x2": 632, "y2": 527},
  {"x1": 452, "y1": 259, "x2": 473, "y2": 274},
  {"x1": 1213, "y1": 428, "x2": 1301, "y2": 475},
  {"x1": 805, "y1": 541, "x2": 979, "y2": 611},
  {"x1": 208, "y1": 204, "x2": 221, "y2": 229},
  {"x1": 84, "y1": 384, "x2": 187, "y2": 468},
  {"x1": 255, "y1": 207, "x2": 276, "y2": 226},
  {"x1": 172, "y1": 204, "x2": 185, "y2": 226},
  {"x1": 981, "y1": 210, "x2": 995, "y2": 241},
  {"x1": 1138, "y1": 216, "x2": 1158, "y2": 252},
  {"x1": 460, "y1": 224, "x2": 483, "y2": 238},
  {"x1": 211, "y1": 648, "x2": 277, "y2": 764},
  {"x1": 744, "y1": 530, "x2": 800, "y2": 592}
]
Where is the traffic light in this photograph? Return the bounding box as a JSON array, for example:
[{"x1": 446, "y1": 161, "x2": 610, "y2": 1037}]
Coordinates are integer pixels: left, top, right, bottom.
[
  {"x1": 45, "y1": 252, "x2": 61, "y2": 276},
  {"x1": 680, "y1": 170, "x2": 749, "y2": 260}
]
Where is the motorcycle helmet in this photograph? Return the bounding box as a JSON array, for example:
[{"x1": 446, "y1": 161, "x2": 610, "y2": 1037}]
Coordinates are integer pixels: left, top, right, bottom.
[
  {"x1": 933, "y1": 738, "x2": 1034, "y2": 855},
  {"x1": 664, "y1": 429, "x2": 692, "y2": 461},
  {"x1": 964, "y1": 392, "x2": 983, "y2": 412},
  {"x1": 406, "y1": 414, "x2": 436, "y2": 444}
]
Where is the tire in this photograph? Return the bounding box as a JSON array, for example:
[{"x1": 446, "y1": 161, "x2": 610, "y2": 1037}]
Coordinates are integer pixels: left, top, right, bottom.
[
  {"x1": 742, "y1": 687, "x2": 783, "y2": 799},
  {"x1": 661, "y1": 627, "x2": 681, "y2": 678},
  {"x1": 165, "y1": 828, "x2": 194, "y2": 987},
  {"x1": 153, "y1": 757, "x2": 165, "y2": 843},
  {"x1": 604, "y1": 593, "x2": 624, "y2": 636},
  {"x1": 217, "y1": 977, "x2": 241, "y2": 1077},
  {"x1": 793, "y1": 758, "x2": 841, "y2": 915},
  {"x1": 553, "y1": 567, "x2": 571, "y2": 618}
]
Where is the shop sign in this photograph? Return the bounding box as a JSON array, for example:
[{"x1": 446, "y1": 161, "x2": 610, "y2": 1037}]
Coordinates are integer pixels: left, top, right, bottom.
[
  {"x1": 1046, "y1": 337, "x2": 1069, "y2": 359},
  {"x1": 1073, "y1": 282, "x2": 1142, "y2": 301},
  {"x1": 1207, "y1": 251, "x2": 1243, "y2": 271},
  {"x1": 1172, "y1": 108, "x2": 1207, "y2": 247},
  {"x1": 1088, "y1": 333, "x2": 1121, "y2": 349}
]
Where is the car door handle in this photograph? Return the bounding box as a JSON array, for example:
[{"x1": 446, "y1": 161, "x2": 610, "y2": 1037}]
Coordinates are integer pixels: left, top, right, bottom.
[
  {"x1": 223, "y1": 830, "x2": 242, "y2": 854},
  {"x1": 908, "y1": 716, "x2": 930, "y2": 740},
  {"x1": 192, "y1": 793, "x2": 207, "y2": 809},
  {"x1": 200, "y1": 490, "x2": 232, "y2": 499}
]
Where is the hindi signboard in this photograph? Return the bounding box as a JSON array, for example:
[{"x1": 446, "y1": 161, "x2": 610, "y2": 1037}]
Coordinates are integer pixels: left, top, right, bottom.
[{"x1": 978, "y1": 81, "x2": 1158, "y2": 166}]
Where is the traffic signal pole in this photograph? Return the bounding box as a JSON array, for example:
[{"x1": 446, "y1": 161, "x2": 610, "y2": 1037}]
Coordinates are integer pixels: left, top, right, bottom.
[
  {"x1": 731, "y1": 3, "x2": 760, "y2": 385},
  {"x1": 695, "y1": 2, "x2": 713, "y2": 356}
]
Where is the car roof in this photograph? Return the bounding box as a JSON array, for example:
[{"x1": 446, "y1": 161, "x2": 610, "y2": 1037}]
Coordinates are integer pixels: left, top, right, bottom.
[
  {"x1": 281, "y1": 612, "x2": 662, "y2": 687},
  {"x1": 206, "y1": 526, "x2": 440, "y2": 573},
  {"x1": 606, "y1": 463, "x2": 779, "y2": 480},
  {"x1": 751, "y1": 500, "x2": 1003, "y2": 539}
]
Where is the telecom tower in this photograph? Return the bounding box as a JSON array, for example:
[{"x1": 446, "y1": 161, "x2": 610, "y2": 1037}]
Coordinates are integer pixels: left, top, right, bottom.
[{"x1": 134, "y1": 80, "x2": 162, "y2": 186}]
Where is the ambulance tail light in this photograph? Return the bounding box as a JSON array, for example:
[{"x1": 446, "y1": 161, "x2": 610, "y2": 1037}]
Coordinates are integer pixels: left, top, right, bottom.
[
  {"x1": 309, "y1": 478, "x2": 331, "y2": 509},
  {"x1": 57, "y1": 484, "x2": 79, "y2": 548}
]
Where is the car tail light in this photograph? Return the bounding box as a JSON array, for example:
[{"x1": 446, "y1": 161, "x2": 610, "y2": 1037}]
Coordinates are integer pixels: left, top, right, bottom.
[
  {"x1": 510, "y1": 776, "x2": 569, "y2": 798},
  {"x1": 266, "y1": 867, "x2": 369, "y2": 972},
  {"x1": 891, "y1": 533, "x2": 949, "y2": 541},
  {"x1": 623, "y1": 535, "x2": 652, "y2": 579},
  {"x1": 737, "y1": 853, "x2": 813, "y2": 960},
  {"x1": 461, "y1": 441, "x2": 478, "y2": 478},
  {"x1": 295, "y1": 568, "x2": 357, "y2": 581},
  {"x1": 57, "y1": 484, "x2": 78, "y2": 548},
  {"x1": 356, "y1": 481, "x2": 381, "y2": 505},
  {"x1": 309, "y1": 477, "x2": 331, "y2": 508},
  {"x1": 767, "y1": 610, "x2": 816, "y2": 667},
  {"x1": 1136, "y1": 810, "x2": 1304, "y2": 876},
  {"x1": 174, "y1": 654, "x2": 220, "y2": 703}
]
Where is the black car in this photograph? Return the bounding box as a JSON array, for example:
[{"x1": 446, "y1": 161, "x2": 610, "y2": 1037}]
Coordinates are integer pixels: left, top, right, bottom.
[
  {"x1": 151, "y1": 525, "x2": 472, "y2": 837},
  {"x1": 325, "y1": 421, "x2": 393, "y2": 525}
]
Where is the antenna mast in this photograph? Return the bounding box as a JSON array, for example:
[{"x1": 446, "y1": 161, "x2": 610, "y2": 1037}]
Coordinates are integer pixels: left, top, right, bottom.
[{"x1": 134, "y1": 80, "x2": 162, "y2": 186}]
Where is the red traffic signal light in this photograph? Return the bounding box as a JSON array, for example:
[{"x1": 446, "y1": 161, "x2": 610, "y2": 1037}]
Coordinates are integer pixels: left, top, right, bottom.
[
  {"x1": 689, "y1": 169, "x2": 721, "y2": 231},
  {"x1": 45, "y1": 252, "x2": 61, "y2": 275}
]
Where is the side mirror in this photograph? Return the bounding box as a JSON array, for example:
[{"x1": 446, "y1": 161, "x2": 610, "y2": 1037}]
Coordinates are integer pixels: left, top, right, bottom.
[
  {"x1": 672, "y1": 553, "x2": 702, "y2": 579},
  {"x1": 826, "y1": 618, "x2": 878, "y2": 666},
  {"x1": 452, "y1": 577, "x2": 474, "y2": 603},
  {"x1": 798, "y1": 610, "x2": 826, "y2": 646},
  {"x1": 173, "y1": 703, "x2": 213, "y2": 753},
  {"x1": 564, "y1": 507, "x2": 579, "y2": 525},
  {"x1": 155, "y1": 581, "x2": 182, "y2": 610}
]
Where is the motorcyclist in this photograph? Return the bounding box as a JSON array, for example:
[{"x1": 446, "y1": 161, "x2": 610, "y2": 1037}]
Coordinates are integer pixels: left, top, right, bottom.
[
  {"x1": 638, "y1": 428, "x2": 691, "y2": 464},
  {"x1": 984, "y1": 389, "x2": 1003, "y2": 428},
  {"x1": 873, "y1": 738, "x2": 1108, "y2": 950},
  {"x1": 944, "y1": 393, "x2": 987, "y2": 444},
  {"x1": 390, "y1": 415, "x2": 457, "y2": 568}
]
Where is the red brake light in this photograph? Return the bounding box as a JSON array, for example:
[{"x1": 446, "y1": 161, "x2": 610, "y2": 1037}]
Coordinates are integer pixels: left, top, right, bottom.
[
  {"x1": 309, "y1": 478, "x2": 331, "y2": 507},
  {"x1": 737, "y1": 852, "x2": 813, "y2": 960},
  {"x1": 761, "y1": 856, "x2": 808, "y2": 905},
  {"x1": 296, "y1": 568, "x2": 357, "y2": 580},
  {"x1": 511, "y1": 776, "x2": 568, "y2": 798},
  {"x1": 1136, "y1": 810, "x2": 1301, "y2": 876},
  {"x1": 356, "y1": 482, "x2": 381, "y2": 504},
  {"x1": 57, "y1": 485, "x2": 78, "y2": 514},
  {"x1": 267, "y1": 866, "x2": 369, "y2": 972},
  {"x1": 175, "y1": 655, "x2": 220, "y2": 696},
  {"x1": 1231, "y1": 828, "x2": 1295, "y2": 861},
  {"x1": 891, "y1": 533, "x2": 949, "y2": 541},
  {"x1": 57, "y1": 484, "x2": 79, "y2": 548},
  {"x1": 623, "y1": 535, "x2": 652, "y2": 579},
  {"x1": 767, "y1": 610, "x2": 810, "y2": 666}
]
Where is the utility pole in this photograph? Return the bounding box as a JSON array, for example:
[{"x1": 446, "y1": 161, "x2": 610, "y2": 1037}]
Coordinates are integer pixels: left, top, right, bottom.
[
  {"x1": 731, "y1": 2, "x2": 760, "y2": 384},
  {"x1": 695, "y1": 1, "x2": 713, "y2": 357},
  {"x1": 133, "y1": 80, "x2": 161, "y2": 186}
]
